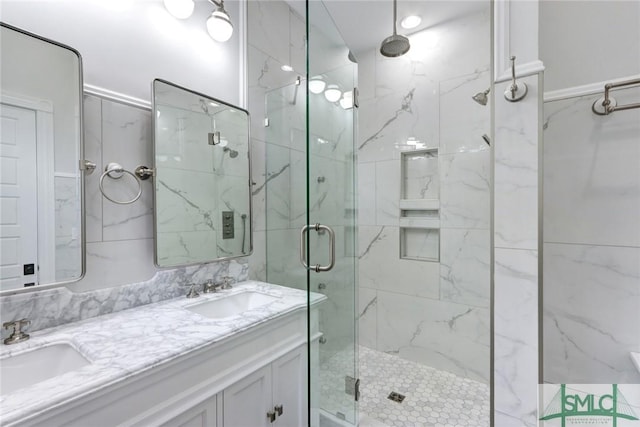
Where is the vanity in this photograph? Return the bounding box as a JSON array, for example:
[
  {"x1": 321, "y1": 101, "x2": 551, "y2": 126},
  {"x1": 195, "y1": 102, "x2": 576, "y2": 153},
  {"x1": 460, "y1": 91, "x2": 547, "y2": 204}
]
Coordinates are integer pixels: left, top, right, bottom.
[{"x1": 0, "y1": 281, "x2": 324, "y2": 427}]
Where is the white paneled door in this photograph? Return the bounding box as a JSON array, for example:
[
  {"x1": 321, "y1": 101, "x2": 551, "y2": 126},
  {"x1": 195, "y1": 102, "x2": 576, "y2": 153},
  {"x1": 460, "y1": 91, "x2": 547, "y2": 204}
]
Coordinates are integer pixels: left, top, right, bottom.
[{"x1": 0, "y1": 103, "x2": 38, "y2": 290}]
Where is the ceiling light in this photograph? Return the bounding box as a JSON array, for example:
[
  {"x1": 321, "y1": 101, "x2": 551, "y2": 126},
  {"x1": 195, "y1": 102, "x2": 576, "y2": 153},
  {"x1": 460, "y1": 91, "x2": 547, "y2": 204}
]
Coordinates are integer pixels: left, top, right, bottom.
[
  {"x1": 401, "y1": 15, "x2": 421, "y2": 29},
  {"x1": 324, "y1": 84, "x2": 342, "y2": 103},
  {"x1": 309, "y1": 76, "x2": 326, "y2": 94},
  {"x1": 207, "y1": 0, "x2": 233, "y2": 42},
  {"x1": 281, "y1": 64, "x2": 294, "y2": 72},
  {"x1": 163, "y1": 0, "x2": 195, "y2": 19}
]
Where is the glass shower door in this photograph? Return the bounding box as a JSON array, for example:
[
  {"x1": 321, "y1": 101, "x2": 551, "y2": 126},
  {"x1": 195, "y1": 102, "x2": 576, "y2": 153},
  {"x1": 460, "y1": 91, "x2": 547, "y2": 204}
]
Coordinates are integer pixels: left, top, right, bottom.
[
  {"x1": 307, "y1": 1, "x2": 359, "y2": 425},
  {"x1": 264, "y1": 2, "x2": 358, "y2": 424}
]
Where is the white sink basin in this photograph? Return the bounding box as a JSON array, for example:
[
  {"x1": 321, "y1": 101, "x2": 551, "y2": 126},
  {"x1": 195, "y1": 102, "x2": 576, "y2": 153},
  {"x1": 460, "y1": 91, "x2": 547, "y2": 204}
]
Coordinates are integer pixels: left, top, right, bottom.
[
  {"x1": 186, "y1": 291, "x2": 279, "y2": 319},
  {"x1": 1, "y1": 343, "x2": 91, "y2": 395}
]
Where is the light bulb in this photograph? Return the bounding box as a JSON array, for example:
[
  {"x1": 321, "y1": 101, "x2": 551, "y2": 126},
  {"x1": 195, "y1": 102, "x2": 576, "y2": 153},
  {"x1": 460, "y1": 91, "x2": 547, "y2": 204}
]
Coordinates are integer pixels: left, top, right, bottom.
[
  {"x1": 163, "y1": 0, "x2": 194, "y2": 19},
  {"x1": 324, "y1": 84, "x2": 342, "y2": 103},
  {"x1": 207, "y1": 8, "x2": 234, "y2": 42},
  {"x1": 309, "y1": 76, "x2": 326, "y2": 94},
  {"x1": 281, "y1": 65, "x2": 294, "y2": 72},
  {"x1": 401, "y1": 15, "x2": 421, "y2": 29}
]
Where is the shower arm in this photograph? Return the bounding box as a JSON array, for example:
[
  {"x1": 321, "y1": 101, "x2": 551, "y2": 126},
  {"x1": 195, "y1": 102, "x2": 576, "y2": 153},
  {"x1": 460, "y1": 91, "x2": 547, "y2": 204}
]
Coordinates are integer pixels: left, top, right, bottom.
[{"x1": 392, "y1": 0, "x2": 398, "y2": 35}]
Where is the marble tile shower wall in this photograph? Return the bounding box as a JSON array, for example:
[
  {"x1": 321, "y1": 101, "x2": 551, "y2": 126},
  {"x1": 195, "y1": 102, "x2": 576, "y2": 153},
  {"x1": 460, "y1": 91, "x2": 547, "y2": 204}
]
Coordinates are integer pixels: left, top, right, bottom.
[
  {"x1": 246, "y1": 0, "x2": 306, "y2": 283},
  {"x1": 0, "y1": 94, "x2": 248, "y2": 335},
  {"x1": 543, "y1": 87, "x2": 640, "y2": 384},
  {"x1": 356, "y1": 8, "x2": 491, "y2": 383}
]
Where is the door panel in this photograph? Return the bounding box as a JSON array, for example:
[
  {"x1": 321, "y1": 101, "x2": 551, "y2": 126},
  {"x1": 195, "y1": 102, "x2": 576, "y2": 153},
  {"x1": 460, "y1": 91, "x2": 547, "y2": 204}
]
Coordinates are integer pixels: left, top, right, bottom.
[
  {"x1": 272, "y1": 346, "x2": 307, "y2": 427},
  {"x1": 222, "y1": 365, "x2": 271, "y2": 427},
  {"x1": 307, "y1": 1, "x2": 359, "y2": 424},
  {"x1": 0, "y1": 104, "x2": 38, "y2": 289}
]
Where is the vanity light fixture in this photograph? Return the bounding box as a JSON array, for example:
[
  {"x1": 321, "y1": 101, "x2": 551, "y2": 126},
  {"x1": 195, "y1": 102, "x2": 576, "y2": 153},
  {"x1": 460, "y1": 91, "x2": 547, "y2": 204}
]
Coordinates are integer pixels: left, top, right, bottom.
[
  {"x1": 163, "y1": 0, "x2": 195, "y2": 19},
  {"x1": 207, "y1": 0, "x2": 233, "y2": 42},
  {"x1": 324, "y1": 84, "x2": 342, "y2": 103},
  {"x1": 309, "y1": 75, "x2": 326, "y2": 94},
  {"x1": 401, "y1": 15, "x2": 421, "y2": 29}
]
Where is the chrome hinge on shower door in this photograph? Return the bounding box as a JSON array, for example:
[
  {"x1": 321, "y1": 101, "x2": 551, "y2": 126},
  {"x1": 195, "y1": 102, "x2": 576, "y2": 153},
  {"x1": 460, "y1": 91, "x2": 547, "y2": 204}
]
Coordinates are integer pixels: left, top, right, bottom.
[{"x1": 345, "y1": 376, "x2": 360, "y2": 401}]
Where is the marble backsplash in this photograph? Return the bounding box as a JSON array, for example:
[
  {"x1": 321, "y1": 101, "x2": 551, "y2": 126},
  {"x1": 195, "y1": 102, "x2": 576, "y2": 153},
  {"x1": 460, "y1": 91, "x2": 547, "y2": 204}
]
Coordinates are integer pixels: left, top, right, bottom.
[{"x1": 0, "y1": 260, "x2": 248, "y2": 337}]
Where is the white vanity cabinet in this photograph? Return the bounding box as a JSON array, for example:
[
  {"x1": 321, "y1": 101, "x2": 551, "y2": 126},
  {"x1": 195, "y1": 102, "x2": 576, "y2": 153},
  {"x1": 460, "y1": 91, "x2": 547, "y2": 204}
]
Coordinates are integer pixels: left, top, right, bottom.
[
  {"x1": 223, "y1": 346, "x2": 307, "y2": 427},
  {"x1": 9, "y1": 299, "x2": 317, "y2": 427},
  {"x1": 161, "y1": 395, "x2": 219, "y2": 427}
]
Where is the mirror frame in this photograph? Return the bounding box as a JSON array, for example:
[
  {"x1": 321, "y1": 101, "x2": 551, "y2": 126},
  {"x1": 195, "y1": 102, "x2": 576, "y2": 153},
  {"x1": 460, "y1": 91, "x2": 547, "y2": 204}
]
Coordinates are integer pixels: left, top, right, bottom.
[
  {"x1": 151, "y1": 78, "x2": 253, "y2": 268},
  {"x1": 0, "y1": 22, "x2": 86, "y2": 296}
]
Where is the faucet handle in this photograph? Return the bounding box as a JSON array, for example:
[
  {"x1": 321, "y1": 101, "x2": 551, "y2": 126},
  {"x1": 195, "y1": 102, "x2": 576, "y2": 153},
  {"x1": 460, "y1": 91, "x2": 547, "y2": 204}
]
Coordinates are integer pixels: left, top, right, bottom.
[
  {"x1": 3, "y1": 319, "x2": 30, "y2": 345},
  {"x1": 185, "y1": 283, "x2": 200, "y2": 298},
  {"x1": 221, "y1": 276, "x2": 234, "y2": 289}
]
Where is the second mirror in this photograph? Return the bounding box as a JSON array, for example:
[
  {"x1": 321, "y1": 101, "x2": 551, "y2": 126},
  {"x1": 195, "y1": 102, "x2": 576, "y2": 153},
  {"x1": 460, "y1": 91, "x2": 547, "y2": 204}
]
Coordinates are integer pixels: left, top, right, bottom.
[{"x1": 152, "y1": 79, "x2": 252, "y2": 267}]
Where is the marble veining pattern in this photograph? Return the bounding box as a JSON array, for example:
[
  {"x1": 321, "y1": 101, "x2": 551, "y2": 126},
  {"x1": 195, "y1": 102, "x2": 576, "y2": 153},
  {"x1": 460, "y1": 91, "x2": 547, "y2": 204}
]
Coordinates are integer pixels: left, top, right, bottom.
[
  {"x1": 0, "y1": 281, "x2": 322, "y2": 425},
  {"x1": 0, "y1": 260, "x2": 248, "y2": 335}
]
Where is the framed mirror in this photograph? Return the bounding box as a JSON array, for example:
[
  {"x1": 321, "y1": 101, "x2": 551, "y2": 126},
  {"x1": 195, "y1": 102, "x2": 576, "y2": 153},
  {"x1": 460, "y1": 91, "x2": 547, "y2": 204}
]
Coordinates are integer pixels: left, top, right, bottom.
[
  {"x1": 153, "y1": 79, "x2": 252, "y2": 267},
  {"x1": 0, "y1": 23, "x2": 84, "y2": 294}
]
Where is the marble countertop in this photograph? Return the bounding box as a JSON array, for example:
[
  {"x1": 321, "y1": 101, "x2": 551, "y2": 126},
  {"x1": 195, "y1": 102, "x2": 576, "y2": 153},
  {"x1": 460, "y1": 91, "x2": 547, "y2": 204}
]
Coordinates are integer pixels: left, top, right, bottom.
[{"x1": 0, "y1": 281, "x2": 322, "y2": 425}]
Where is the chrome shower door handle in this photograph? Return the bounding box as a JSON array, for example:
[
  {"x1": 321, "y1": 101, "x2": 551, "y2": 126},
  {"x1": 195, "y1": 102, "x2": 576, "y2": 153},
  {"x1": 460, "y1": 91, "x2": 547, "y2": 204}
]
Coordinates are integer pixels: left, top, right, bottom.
[{"x1": 299, "y1": 223, "x2": 336, "y2": 272}]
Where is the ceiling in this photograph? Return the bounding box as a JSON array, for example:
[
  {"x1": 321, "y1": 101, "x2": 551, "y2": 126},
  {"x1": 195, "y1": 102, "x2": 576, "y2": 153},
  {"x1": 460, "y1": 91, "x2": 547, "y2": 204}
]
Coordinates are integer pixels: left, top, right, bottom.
[{"x1": 298, "y1": 0, "x2": 488, "y2": 56}]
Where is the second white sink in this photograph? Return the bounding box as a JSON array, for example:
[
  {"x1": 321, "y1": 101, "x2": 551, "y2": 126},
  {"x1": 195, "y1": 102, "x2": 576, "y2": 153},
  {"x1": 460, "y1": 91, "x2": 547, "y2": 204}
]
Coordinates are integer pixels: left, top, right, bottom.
[
  {"x1": 186, "y1": 291, "x2": 279, "y2": 319},
  {"x1": 1, "y1": 343, "x2": 91, "y2": 395}
]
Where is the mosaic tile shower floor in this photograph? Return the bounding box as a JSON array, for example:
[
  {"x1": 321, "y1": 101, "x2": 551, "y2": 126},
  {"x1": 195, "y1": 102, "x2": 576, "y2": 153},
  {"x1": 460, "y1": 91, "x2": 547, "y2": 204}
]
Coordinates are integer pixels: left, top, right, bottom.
[{"x1": 321, "y1": 346, "x2": 490, "y2": 427}]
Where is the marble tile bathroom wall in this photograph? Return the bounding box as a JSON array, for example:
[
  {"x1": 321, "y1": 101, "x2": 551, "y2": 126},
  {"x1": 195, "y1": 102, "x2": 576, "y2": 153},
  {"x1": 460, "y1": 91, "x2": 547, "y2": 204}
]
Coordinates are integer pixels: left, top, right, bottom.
[
  {"x1": 246, "y1": 0, "x2": 305, "y2": 282},
  {"x1": 543, "y1": 88, "x2": 640, "y2": 384},
  {"x1": 54, "y1": 176, "x2": 82, "y2": 281},
  {"x1": 356, "y1": 6, "x2": 492, "y2": 383},
  {"x1": 493, "y1": 74, "x2": 541, "y2": 427},
  {"x1": 0, "y1": 94, "x2": 249, "y2": 334}
]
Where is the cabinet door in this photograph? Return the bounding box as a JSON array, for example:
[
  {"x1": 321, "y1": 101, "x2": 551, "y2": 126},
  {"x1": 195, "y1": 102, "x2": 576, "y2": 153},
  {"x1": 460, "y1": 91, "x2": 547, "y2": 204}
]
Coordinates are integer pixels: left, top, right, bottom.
[
  {"x1": 223, "y1": 365, "x2": 272, "y2": 427},
  {"x1": 272, "y1": 346, "x2": 307, "y2": 427},
  {"x1": 160, "y1": 394, "x2": 217, "y2": 427}
]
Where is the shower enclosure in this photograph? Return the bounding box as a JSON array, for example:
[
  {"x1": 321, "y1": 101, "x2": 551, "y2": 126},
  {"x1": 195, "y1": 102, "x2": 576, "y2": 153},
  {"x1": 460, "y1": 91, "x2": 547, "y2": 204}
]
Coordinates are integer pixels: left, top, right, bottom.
[
  {"x1": 248, "y1": 0, "x2": 492, "y2": 425},
  {"x1": 257, "y1": 1, "x2": 359, "y2": 424}
]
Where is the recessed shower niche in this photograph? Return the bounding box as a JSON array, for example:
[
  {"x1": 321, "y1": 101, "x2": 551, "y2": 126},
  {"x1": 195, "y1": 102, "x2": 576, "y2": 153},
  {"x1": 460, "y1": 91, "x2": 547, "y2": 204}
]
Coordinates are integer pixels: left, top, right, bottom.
[{"x1": 399, "y1": 149, "x2": 440, "y2": 262}]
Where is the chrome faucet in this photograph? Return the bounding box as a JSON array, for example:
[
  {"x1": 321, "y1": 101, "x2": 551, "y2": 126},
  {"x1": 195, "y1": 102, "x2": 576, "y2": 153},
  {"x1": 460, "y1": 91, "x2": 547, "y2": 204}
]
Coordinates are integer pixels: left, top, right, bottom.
[{"x1": 3, "y1": 319, "x2": 30, "y2": 345}]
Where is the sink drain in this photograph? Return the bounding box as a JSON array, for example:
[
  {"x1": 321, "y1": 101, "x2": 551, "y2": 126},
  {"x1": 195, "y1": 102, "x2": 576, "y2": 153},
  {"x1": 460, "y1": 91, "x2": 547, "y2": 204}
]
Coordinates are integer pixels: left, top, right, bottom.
[{"x1": 387, "y1": 391, "x2": 405, "y2": 403}]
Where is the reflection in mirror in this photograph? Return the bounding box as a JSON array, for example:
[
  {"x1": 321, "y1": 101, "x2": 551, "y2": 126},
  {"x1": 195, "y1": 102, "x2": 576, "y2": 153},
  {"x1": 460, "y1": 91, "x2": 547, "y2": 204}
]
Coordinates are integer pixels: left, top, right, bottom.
[
  {"x1": 153, "y1": 79, "x2": 252, "y2": 267},
  {"x1": 0, "y1": 23, "x2": 84, "y2": 293}
]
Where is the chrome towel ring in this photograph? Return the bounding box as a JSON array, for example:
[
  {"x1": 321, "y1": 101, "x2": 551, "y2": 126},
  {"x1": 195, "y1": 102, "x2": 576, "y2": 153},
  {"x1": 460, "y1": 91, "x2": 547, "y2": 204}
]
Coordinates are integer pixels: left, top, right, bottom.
[{"x1": 99, "y1": 162, "x2": 151, "y2": 205}]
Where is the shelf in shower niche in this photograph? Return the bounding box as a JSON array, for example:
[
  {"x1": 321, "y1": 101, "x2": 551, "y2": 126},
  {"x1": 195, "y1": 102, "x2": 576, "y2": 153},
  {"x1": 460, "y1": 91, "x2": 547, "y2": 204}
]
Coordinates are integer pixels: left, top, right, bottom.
[
  {"x1": 399, "y1": 227, "x2": 439, "y2": 262},
  {"x1": 399, "y1": 199, "x2": 440, "y2": 211},
  {"x1": 399, "y1": 218, "x2": 440, "y2": 229}
]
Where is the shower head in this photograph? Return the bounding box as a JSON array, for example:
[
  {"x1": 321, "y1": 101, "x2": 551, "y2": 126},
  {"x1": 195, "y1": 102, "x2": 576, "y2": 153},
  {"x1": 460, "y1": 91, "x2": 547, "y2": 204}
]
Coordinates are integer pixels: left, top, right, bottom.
[
  {"x1": 472, "y1": 88, "x2": 490, "y2": 106},
  {"x1": 380, "y1": 0, "x2": 410, "y2": 58},
  {"x1": 380, "y1": 34, "x2": 411, "y2": 58},
  {"x1": 223, "y1": 147, "x2": 238, "y2": 158}
]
